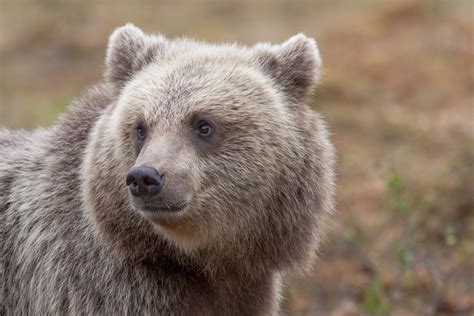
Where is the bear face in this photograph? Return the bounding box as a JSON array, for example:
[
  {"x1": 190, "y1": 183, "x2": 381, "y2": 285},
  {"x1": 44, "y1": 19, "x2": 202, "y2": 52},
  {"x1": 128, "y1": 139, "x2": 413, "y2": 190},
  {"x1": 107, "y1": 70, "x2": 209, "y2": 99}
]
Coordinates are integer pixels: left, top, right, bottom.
[
  {"x1": 81, "y1": 24, "x2": 335, "y2": 276},
  {"x1": 112, "y1": 57, "x2": 292, "y2": 246}
]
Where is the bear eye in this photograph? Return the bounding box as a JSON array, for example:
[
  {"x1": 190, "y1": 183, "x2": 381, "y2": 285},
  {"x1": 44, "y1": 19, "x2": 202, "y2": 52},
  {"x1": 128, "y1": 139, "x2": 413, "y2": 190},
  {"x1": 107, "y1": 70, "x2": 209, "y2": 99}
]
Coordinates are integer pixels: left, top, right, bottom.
[
  {"x1": 196, "y1": 120, "x2": 213, "y2": 137},
  {"x1": 136, "y1": 125, "x2": 147, "y2": 140}
]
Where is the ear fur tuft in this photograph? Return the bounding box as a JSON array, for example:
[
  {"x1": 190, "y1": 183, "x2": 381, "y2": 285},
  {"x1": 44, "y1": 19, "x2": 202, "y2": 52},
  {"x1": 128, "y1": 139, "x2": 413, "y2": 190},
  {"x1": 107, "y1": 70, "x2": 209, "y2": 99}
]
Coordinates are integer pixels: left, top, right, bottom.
[
  {"x1": 256, "y1": 33, "x2": 322, "y2": 103},
  {"x1": 105, "y1": 24, "x2": 164, "y2": 89}
]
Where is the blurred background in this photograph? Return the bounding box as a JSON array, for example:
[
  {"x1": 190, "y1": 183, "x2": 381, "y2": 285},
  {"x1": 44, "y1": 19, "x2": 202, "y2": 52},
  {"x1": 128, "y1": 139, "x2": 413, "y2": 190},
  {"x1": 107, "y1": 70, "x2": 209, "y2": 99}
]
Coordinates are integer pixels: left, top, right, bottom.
[{"x1": 0, "y1": 0, "x2": 472, "y2": 315}]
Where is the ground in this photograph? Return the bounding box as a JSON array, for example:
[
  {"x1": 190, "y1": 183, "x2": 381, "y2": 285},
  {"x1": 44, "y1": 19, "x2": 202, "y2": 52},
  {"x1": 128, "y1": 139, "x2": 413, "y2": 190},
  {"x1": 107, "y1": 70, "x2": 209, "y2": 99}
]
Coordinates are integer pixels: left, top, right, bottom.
[{"x1": 0, "y1": 0, "x2": 472, "y2": 315}]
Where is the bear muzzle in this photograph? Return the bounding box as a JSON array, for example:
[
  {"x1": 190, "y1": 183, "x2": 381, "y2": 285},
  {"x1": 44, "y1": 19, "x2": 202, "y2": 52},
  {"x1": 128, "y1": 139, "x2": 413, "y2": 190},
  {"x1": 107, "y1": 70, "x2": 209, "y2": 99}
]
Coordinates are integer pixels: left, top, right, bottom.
[{"x1": 126, "y1": 165, "x2": 193, "y2": 214}]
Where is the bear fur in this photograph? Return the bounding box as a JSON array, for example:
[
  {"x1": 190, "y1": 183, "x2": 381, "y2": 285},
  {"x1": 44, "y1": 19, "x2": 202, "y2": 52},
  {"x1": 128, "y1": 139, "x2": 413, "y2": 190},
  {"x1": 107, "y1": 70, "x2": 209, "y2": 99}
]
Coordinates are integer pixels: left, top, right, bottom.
[{"x1": 0, "y1": 24, "x2": 335, "y2": 315}]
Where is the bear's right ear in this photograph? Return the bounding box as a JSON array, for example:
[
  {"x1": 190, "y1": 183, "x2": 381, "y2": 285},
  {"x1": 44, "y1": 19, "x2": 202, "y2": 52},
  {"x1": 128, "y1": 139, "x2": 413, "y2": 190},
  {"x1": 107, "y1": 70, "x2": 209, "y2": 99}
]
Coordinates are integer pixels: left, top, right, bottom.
[{"x1": 105, "y1": 24, "x2": 164, "y2": 89}]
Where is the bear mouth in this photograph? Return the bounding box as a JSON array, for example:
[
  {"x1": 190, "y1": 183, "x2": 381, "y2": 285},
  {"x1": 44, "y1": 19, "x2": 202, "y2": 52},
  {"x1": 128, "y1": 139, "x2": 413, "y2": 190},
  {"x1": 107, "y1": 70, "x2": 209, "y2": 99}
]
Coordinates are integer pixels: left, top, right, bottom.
[
  {"x1": 142, "y1": 203, "x2": 188, "y2": 213},
  {"x1": 137, "y1": 201, "x2": 191, "y2": 226},
  {"x1": 132, "y1": 198, "x2": 191, "y2": 215}
]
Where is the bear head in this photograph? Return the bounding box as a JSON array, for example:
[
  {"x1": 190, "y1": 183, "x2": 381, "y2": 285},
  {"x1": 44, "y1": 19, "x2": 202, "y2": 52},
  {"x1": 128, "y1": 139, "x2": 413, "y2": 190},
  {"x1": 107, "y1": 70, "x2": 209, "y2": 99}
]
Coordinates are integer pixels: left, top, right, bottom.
[{"x1": 81, "y1": 24, "x2": 335, "y2": 277}]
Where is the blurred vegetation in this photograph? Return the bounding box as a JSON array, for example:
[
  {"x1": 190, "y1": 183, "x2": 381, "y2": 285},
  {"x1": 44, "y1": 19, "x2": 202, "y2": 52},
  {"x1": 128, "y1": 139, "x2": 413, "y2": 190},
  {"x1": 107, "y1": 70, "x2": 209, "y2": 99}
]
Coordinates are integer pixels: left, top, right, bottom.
[{"x1": 1, "y1": 0, "x2": 473, "y2": 315}]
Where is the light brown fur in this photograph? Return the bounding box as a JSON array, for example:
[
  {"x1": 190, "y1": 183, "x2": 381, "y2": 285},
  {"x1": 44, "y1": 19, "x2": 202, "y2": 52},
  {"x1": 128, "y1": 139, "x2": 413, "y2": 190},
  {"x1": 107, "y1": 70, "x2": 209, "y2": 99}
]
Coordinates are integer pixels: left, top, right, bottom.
[{"x1": 0, "y1": 24, "x2": 335, "y2": 315}]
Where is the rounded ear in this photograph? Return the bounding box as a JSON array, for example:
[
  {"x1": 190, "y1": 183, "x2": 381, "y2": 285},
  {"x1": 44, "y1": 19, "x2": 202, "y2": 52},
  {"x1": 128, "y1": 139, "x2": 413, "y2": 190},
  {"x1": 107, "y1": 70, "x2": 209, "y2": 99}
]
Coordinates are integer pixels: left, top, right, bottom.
[
  {"x1": 255, "y1": 34, "x2": 322, "y2": 103},
  {"x1": 105, "y1": 23, "x2": 165, "y2": 89}
]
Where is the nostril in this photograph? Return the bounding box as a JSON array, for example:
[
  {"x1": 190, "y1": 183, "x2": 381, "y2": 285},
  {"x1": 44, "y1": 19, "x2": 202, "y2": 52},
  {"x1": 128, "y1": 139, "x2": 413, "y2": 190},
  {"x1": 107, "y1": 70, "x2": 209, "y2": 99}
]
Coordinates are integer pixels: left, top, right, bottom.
[
  {"x1": 143, "y1": 175, "x2": 160, "y2": 186},
  {"x1": 126, "y1": 174, "x2": 136, "y2": 186}
]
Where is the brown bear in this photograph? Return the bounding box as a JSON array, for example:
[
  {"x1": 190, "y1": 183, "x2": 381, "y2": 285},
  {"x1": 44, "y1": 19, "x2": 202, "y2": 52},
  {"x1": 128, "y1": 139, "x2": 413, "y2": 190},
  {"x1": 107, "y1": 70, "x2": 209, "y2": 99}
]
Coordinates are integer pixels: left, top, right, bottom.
[{"x1": 0, "y1": 24, "x2": 335, "y2": 315}]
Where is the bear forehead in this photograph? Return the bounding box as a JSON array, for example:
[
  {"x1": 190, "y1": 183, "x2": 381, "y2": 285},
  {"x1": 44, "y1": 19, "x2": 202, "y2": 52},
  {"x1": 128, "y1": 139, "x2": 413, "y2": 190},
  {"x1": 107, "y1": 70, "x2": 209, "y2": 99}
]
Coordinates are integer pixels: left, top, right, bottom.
[{"x1": 118, "y1": 56, "x2": 286, "y2": 125}]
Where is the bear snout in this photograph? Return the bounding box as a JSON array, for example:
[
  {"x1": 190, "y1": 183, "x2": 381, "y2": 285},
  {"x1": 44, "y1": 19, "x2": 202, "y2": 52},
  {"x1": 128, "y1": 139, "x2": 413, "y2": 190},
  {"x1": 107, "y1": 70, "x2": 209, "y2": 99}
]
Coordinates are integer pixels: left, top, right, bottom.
[{"x1": 126, "y1": 166, "x2": 193, "y2": 214}]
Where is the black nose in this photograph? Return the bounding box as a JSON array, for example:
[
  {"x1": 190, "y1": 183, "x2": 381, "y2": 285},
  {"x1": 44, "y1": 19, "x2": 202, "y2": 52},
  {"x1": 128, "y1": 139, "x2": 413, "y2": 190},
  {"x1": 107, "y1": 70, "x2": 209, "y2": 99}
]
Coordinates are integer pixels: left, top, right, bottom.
[{"x1": 126, "y1": 166, "x2": 164, "y2": 198}]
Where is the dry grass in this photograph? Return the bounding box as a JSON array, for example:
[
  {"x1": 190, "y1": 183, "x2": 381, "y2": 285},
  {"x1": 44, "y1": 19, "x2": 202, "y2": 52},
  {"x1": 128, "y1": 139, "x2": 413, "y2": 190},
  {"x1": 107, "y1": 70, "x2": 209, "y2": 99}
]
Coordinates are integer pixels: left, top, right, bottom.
[{"x1": 1, "y1": 0, "x2": 473, "y2": 315}]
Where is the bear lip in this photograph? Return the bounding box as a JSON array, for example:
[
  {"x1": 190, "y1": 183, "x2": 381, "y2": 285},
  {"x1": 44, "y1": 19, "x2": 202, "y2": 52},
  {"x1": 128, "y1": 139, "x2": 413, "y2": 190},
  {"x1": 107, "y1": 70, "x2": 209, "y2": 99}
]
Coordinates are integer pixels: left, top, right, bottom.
[
  {"x1": 138, "y1": 201, "x2": 190, "y2": 214},
  {"x1": 138, "y1": 202, "x2": 191, "y2": 225}
]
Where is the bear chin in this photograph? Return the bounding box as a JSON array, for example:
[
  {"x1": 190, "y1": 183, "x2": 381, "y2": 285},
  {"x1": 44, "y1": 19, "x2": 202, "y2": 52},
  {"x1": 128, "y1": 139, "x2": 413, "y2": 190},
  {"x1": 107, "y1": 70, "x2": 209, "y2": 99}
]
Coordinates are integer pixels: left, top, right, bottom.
[{"x1": 149, "y1": 210, "x2": 208, "y2": 252}]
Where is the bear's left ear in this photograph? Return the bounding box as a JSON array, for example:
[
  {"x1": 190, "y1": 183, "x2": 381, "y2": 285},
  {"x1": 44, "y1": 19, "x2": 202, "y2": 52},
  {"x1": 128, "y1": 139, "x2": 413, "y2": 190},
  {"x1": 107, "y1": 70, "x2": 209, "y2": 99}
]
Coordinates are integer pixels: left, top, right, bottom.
[
  {"x1": 255, "y1": 34, "x2": 322, "y2": 103},
  {"x1": 105, "y1": 24, "x2": 165, "y2": 89}
]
